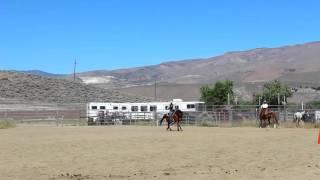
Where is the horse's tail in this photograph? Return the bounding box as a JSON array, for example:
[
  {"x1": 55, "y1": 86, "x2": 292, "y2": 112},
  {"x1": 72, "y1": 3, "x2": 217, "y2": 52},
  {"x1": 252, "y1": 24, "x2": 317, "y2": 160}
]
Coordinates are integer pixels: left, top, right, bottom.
[{"x1": 160, "y1": 114, "x2": 166, "y2": 125}]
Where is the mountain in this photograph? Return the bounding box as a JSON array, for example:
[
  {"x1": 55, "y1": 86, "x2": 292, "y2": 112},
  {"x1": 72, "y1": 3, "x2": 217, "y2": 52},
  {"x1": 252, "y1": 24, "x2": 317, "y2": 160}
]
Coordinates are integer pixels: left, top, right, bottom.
[
  {"x1": 78, "y1": 41, "x2": 320, "y2": 86},
  {"x1": 14, "y1": 70, "x2": 66, "y2": 78},
  {"x1": 0, "y1": 71, "x2": 155, "y2": 104},
  {"x1": 76, "y1": 41, "x2": 320, "y2": 102}
]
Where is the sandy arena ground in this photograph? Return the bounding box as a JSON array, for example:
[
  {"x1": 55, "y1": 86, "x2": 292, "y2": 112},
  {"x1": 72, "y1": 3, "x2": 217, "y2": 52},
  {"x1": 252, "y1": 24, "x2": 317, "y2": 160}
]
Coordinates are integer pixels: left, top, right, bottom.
[{"x1": 0, "y1": 126, "x2": 319, "y2": 180}]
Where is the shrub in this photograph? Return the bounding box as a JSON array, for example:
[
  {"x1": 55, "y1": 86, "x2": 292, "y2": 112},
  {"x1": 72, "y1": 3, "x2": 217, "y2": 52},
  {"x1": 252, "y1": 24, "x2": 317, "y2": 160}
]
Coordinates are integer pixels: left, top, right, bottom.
[{"x1": 0, "y1": 120, "x2": 16, "y2": 129}]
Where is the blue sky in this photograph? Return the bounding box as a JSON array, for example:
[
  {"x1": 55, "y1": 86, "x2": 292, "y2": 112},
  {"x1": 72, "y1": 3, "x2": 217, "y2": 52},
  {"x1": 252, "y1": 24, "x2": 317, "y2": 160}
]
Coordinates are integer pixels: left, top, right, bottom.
[{"x1": 1, "y1": 0, "x2": 320, "y2": 74}]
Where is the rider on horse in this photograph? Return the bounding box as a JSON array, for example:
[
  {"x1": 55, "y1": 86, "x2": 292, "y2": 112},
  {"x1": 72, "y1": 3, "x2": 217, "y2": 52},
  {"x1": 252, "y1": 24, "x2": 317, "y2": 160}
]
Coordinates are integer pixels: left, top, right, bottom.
[{"x1": 260, "y1": 100, "x2": 269, "y2": 116}]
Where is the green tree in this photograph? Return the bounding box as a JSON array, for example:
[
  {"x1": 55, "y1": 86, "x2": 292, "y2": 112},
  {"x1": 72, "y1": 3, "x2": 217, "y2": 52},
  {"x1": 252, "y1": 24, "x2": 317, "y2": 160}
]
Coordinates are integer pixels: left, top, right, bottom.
[
  {"x1": 200, "y1": 80, "x2": 234, "y2": 105},
  {"x1": 306, "y1": 101, "x2": 320, "y2": 109},
  {"x1": 255, "y1": 80, "x2": 293, "y2": 105}
]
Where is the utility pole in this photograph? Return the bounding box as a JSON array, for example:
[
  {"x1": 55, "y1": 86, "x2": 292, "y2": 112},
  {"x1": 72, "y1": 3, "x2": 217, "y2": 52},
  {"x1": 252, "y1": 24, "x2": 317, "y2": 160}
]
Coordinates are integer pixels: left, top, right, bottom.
[
  {"x1": 73, "y1": 59, "x2": 77, "y2": 81},
  {"x1": 154, "y1": 80, "x2": 157, "y2": 101},
  {"x1": 258, "y1": 96, "x2": 261, "y2": 105}
]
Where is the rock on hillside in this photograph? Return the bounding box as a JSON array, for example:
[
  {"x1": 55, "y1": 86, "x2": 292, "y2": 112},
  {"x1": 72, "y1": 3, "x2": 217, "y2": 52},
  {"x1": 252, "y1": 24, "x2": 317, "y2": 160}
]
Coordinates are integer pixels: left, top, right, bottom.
[{"x1": 0, "y1": 71, "x2": 154, "y2": 103}]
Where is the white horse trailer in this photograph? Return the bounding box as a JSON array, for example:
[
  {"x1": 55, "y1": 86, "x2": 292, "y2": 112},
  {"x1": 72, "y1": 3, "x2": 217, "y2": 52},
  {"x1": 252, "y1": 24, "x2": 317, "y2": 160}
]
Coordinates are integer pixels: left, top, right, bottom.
[{"x1": 86, "y1": 99, "x2": 204, "y2": 124}]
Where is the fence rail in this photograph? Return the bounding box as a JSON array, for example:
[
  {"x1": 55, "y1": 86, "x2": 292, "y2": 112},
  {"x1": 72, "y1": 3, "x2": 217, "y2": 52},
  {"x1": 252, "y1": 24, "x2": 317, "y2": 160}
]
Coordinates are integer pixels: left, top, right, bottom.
[{"x1": 1, "y1": 104, "x2": 320, "y2": 127}]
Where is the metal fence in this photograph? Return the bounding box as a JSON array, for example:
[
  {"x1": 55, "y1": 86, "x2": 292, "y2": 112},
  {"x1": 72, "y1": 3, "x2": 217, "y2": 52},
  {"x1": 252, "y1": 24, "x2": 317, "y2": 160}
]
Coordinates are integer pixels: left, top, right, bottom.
[
  {"x1": 1, "y1": 104, "x2": 320, "y2": 127},
  {"x1": 87, "y1": 105, "x2": 320, "y2": 127},
  {"x1": 0, "y1": 109, "x2": 86, "y2": 126}
]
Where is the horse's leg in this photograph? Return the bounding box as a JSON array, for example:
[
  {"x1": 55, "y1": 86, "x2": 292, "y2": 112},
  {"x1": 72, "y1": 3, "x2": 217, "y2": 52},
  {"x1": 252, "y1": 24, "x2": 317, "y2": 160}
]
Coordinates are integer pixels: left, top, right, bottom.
[
  {"x1": 176, "y1": 118, "x2": 182, "y2": 131},
  {"x1": 260, "y1": 119, "x2": 264, "y2": 128},
  {"x1": 259, "y1": 119, "x2": 261, "y2": 128},
  {"x1": 298, "y1": 119, "x2": 305, "y2": 127},
  {"x1": 172, "y1": 117, "x2": 179, "y2": 131},
  {"x1": 259, "y1": 117, "x2": 263, "y2": 128},
  {"x1": 177, "y1": 120, "x2": 179, "y2": 131},
  {"x1": 272, "y1": 116, "x2": 276, "y2": 128},
  {"x1": 179, "y1": 119, "x2": 183, "y2": 131}
]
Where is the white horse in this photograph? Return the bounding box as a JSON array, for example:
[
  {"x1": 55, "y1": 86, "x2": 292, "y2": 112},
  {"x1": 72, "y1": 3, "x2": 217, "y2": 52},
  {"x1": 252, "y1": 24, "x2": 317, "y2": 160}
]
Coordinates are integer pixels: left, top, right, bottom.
[{"x1": 293, "y1": 111, "x2": 306, "y2": 127}]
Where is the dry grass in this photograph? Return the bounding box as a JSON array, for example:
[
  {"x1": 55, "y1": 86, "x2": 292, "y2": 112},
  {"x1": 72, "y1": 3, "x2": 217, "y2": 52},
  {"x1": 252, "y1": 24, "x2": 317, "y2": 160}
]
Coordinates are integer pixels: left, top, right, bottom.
[{"x1": 0, "y1": 120, "x2": 16, "y2": 129}]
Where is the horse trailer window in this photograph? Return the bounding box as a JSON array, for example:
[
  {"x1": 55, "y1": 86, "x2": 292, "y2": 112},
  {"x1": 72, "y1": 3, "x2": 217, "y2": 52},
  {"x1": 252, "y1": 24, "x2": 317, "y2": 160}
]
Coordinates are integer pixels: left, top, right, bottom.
[
  {"x1": 122, "y1": 106, "x2": 127, "y2": 110},
  {"x1": 91, "y1": 106, "x2": 97, "y2": 110},
  {"x1": 150, "y1": 105, "x2": 157, "y2": 111},
  {"x1": 141, "y1": 106, "x2": 148, "y2": 112},
  {"x1": 131, "y1": 106, "x2": 138, "y2": 112},
  {"x1": 187, "y1": 104, "x2": 195, "y2": 109},
  {"x1": 100, "y1": 106, "x2": 106, "y2": 110},
  {"x1": 113, "y1": 106, "x2": 118, "y2": 110}
]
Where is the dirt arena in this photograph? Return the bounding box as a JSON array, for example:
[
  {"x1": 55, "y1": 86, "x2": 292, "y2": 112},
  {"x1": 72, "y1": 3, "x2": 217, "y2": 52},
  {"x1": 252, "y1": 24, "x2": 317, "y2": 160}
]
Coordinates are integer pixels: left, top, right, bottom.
[{"x1": 0, "y1": 126, "x2": 319, "y2": 180}]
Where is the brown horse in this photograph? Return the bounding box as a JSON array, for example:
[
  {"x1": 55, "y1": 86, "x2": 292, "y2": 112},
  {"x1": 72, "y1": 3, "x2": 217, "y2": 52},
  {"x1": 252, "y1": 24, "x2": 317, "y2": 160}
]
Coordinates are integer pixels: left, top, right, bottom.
[
  {"x1": 159, "y1": 110, "x2": 183, "y2": 131},
  {"x1": 259, "y1": 108, "x2": 279, "y2": 128}
]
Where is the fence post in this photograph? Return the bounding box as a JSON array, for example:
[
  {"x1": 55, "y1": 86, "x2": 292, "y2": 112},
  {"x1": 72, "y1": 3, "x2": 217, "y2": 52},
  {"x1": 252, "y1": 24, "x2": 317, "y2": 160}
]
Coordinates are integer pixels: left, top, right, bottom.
[
  {"x1": 227, "y1": 105, "x2": 233, "y2": 126},
  {"x1": 255, "y1": 108, "x2": 258, "y2": 126},
  {"x1": 4, "y1": 109, "x2": 7, "y2": 120},
  {"x1": 154, "y1": 111, "x2": 158, "y2": 127},
  {"x1": 78, "y1": 110, "x2": 81, "y2": 126},
  {"x1": 284, "y1": 104, "x2": 287, "y2": 122},
  {"x1": 56, "y1": 110, "x2": 59, "y2": 126},
  {"x1": 187, "y1": 115, "x2": 189, "y2": 126},
  {"x1": 134, "y1": 113, "x2": 137, "y2": 125}
]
